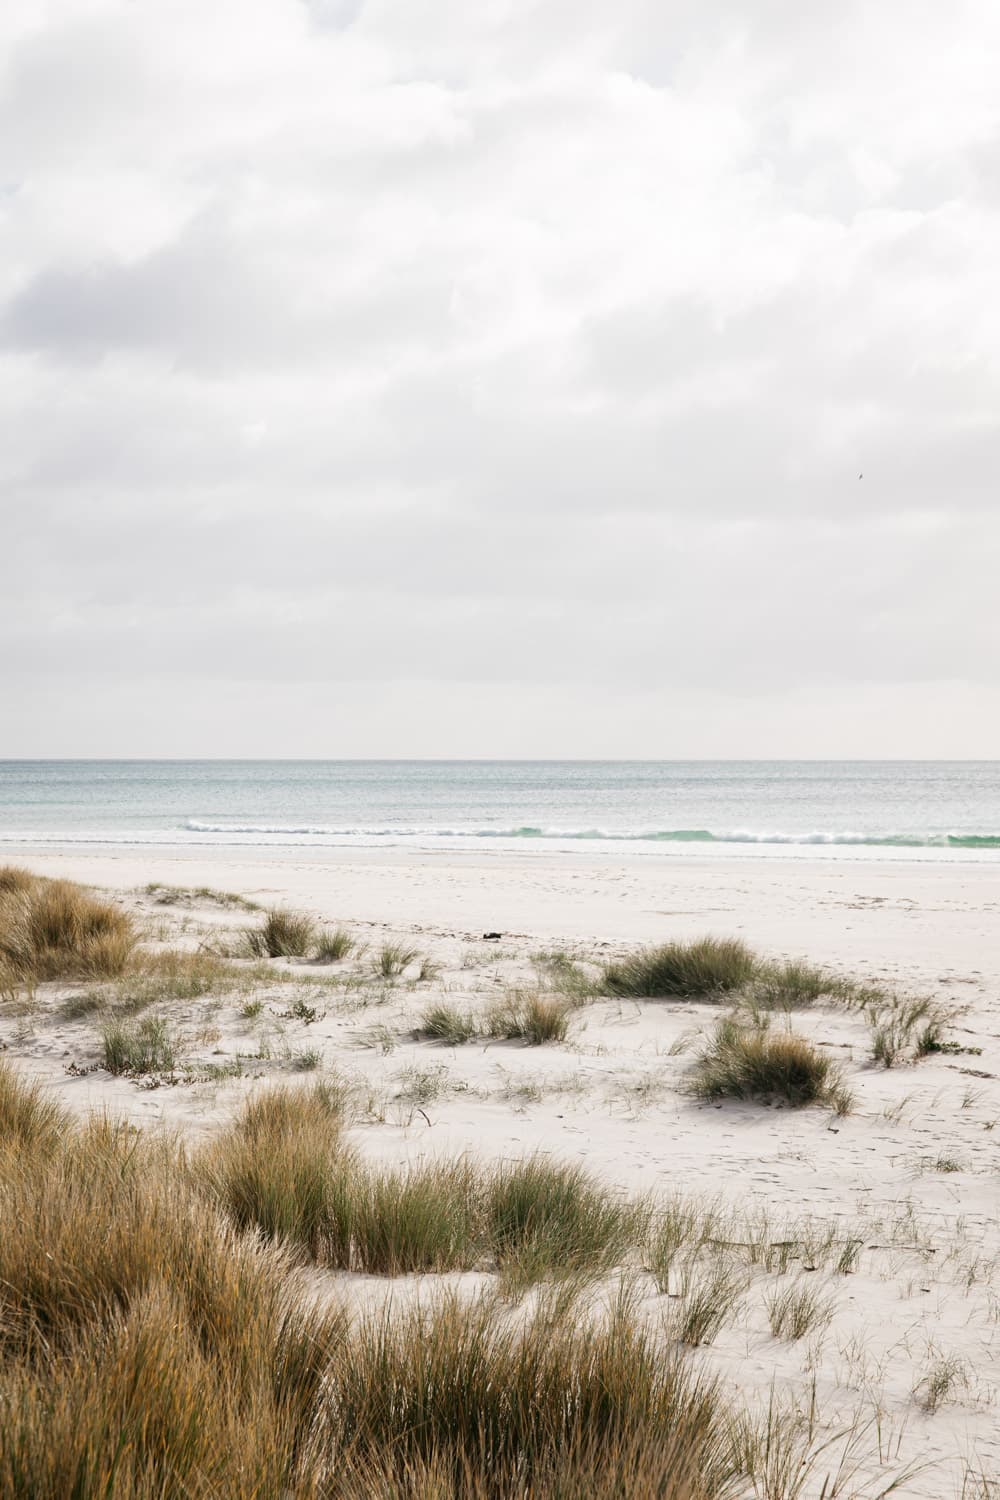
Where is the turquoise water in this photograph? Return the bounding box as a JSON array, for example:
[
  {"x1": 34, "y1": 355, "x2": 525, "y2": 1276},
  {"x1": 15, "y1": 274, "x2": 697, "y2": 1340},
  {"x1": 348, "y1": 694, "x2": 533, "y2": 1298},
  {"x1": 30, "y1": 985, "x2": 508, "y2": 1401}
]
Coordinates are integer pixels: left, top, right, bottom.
[{"x1": 0, "y1": 762, "x2": 998, "y2": 863}]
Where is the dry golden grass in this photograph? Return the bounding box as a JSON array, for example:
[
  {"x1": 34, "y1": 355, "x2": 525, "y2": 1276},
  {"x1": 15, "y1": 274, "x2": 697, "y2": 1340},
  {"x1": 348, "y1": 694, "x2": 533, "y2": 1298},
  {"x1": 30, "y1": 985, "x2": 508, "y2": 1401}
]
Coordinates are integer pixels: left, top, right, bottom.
[
  {"x1": 0, "y1": 1062, "x2": 767, "y2": 1500},
  {"x1": 692, "y1": 1018, "x2": 853, "y2": 1112},
  {"x1": 0, "y1": 868, "x2": 136, "y2": 984}
]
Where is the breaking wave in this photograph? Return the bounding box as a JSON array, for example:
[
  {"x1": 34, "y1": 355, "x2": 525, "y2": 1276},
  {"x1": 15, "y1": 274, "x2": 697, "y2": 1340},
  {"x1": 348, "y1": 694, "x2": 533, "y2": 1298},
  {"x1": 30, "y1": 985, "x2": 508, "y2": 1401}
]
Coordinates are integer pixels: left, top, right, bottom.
[{"x1": 180, "y1": 821, "x2": 1000, "y2": 849}]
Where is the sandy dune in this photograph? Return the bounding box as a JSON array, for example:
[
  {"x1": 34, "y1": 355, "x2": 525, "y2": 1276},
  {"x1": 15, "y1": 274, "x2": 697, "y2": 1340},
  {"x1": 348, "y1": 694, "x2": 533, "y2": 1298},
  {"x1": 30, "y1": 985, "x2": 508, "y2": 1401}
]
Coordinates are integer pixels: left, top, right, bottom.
[{"x1": 3, "y1": 845, "x2": 999, "y2": 1497}]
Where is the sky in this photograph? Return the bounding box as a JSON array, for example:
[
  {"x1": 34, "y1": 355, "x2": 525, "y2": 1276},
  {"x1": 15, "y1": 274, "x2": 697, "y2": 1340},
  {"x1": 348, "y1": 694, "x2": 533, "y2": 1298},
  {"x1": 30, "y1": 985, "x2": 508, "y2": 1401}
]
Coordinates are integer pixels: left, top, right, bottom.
[{"x1": 2, "y1": 0, "x2": 999, "y2": 757}]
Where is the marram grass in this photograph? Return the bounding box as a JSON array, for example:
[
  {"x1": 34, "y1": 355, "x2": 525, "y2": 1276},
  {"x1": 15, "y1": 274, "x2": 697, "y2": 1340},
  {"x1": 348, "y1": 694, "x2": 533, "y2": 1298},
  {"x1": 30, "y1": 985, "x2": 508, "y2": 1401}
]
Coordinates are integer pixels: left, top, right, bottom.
[{"x1": 0, "y1": 1061, "x2": 767, "y2": 1500}]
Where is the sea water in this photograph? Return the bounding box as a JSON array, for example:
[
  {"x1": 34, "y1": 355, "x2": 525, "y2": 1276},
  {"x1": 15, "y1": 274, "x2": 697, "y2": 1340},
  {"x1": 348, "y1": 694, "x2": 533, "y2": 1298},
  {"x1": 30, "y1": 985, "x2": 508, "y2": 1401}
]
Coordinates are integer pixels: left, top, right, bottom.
[{"x1": 0, "y1": 761, "x2": 998, "y2": 864}]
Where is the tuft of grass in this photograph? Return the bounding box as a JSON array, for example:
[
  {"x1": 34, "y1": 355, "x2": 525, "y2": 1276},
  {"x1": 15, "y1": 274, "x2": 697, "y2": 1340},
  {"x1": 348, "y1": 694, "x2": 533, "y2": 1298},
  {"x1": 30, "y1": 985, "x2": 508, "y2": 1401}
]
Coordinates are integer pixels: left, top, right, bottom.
[
  {"x1": 765, "y1": 1280, "x2": 836, "y2": 1340},
  {"x1": 419, "y1": 1002, "x2": 480, "y2": 1045},
  {"x1": 145, "y1": 882, "x2": 260, "y2": 910},
  {"x1": 314, "y1": 926, "x2": 355, "y2": 961},
  {"x1": 692, "y1": 1018, "x2": 853, "y2": 1111},
  {"x1": 604, "y1": 937, "x2": 757, "y2": 1000},
  {"x1": 0, "y1": 1105, "x2": 343, "y2": 1497},
  {"x1": 331, "y1": 1289, "x2": 738, "y2": 1499},
  {"x1": 869, "y1": 996, "x2": 952, "y2": 1067},
  {"x1": 102, "y1": 1016, "x2": 178, "y2": 1077},
  {"x1": 93, "y1": 949, "x2": 251, "y2": 1011},
  {"x1": 243, "y1": 908, "x2": 316, "y2": 959},
  {"x1": 0, "y1": 1060, "x2": 69, "y2": 1155},
  {"x1": 915, "y1": 1354, "x2": 966, "y2": 1413},
  {"x1": 0, "y1": 864, "x2": 36, "y2": 896},
  {"x1": 485, "y1": 1155, "x2": 645, "y2": 1292},
  {"x1": 748, "y1": 958, "x2": 839, "y2": 1010},
  {"x1": 0, "y1": 872, "x2": 136, "y2": 983},
  {"x1": 677, "y1": 1265, "x2": 747, "y2": 1347},
  {"x1": 484, "y1": 990, "x2": 573, "y2": 1045},
  {"x1": 201, "y1": 1091, "x2": 645, "y2": 1288},
  {"x1": 370, "y1": 941, "x2": 420, "y2": 979}
]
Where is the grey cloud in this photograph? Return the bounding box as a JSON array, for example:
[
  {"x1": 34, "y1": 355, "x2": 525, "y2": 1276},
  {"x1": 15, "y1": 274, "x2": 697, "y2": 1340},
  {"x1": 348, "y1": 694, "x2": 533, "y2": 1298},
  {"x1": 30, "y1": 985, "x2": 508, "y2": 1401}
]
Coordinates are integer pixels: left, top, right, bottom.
[{"x1": 1, "y1": 0, "x2": 999, "y2": 752}]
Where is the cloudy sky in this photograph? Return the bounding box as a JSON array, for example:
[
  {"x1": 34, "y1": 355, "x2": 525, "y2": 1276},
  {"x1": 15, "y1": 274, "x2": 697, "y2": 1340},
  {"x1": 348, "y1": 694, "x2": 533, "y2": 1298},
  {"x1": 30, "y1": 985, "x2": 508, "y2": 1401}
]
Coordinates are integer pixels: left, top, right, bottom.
[{"x1": 2, "y1": 0, "x2": 998, "y2": 756}]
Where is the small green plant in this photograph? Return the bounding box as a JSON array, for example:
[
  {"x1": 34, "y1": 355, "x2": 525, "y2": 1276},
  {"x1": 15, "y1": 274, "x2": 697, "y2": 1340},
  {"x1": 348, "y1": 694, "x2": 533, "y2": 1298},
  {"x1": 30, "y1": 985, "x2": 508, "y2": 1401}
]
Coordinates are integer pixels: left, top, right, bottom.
[
  {"x1": 765, "y1": 1280, "x2": 835, "y2": 1340},
  {"x1": 603, "y1": 937, "x2": 757, "y2": 999},
  {"x1": 371, "y1": 942, "x2": 420, "y2": 979},
  {"x1": 419, "y1": 1002, "x2": 480, "y2": 1045},
  {"x1": 102, "y1": 1016, "x2": 177, "y2": 1077},
  {"x1": 692, "y1": 1018, "x2": 852, "y2": 1112},
  {"x1": 484, "y1": 990, "x2": 573, "y2": 1045},
  {"x1": 292, "y1": 1049, "x2": 322, "y2": 1072},
  {"x1": 314, "y1": 927, "x2": 354, "y2": 961},
  {"x1": 240, "y1": 998, "x2": 264, "y2": 1020},
  {"x1": 243, "y1": 908, "x2": 316, "y2": 959},
  {"x1": 282, "y1": 998, "x2": 321, "y2": 1024}
]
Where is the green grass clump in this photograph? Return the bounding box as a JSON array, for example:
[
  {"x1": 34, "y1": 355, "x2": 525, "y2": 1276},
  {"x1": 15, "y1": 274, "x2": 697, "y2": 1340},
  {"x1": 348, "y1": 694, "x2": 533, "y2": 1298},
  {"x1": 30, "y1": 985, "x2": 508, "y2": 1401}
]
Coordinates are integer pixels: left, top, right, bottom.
[
  {"x1": 484, "y1": 990, "x2": 573, "y2": 1045},
  {"x1": 748, "y1": 959, "x2": 840, "y2": 1010},
  {"x1": 604, "y1": 937, "x2": 757, "y2": 1000},
  {"x1": 419, "y1": 1002, "x2": 481, "y2": 1045},
  {"x1": 692, "y1": 1019, "x2": 852, "y2": 1112},
  {"x1": 314, "y1": 926, "x2": 355, "y2": 961},
  {"x1": 765, "y1": 1280, "x2": 836, "y2": 1340},
  {"x1": 102, "y1": 1016, "x2": 178, "y2": 1077},
  {"x1": 0, "y1": 870, "x2": 136, "y2": 983},
  {"x1": 485, "y1": 1156, "x2": 644, "y2": 1291},
  {"x1": 243, "y1": 908, "x2": 316, "y2": 959},
  {"x1": 371, "y1": 941, "x2": 420, "y2": 979}
]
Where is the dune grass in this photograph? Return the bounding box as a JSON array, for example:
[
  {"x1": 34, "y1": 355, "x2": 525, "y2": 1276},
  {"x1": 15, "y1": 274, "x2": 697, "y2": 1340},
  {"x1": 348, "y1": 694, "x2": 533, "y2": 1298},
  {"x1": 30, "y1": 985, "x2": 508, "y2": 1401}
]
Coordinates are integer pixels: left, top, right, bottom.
[
  {"x1": 244, "y1": 908, "x2": 317, "y2": 959},
  {"x1": 199, "y1": 1088, "x2": 645, "y2": 1286},
  {"x1": 484, "y1": 989, "x2": 574, "y2": 1045},
  {"x1": 419, "y1": 1001, "x2": 481, "y2": 1045},
  {"x1": 334, "y1": 1289, "x2": 737, "y2": 1499},
  {"x1": 370, "y1": 941, "x2": 420, "y2": 979},
  {"x1": 868, "y1": 995, "x2": 952, "y2": 1067},
  {"x1": 0, "y1": 868, "x2": 136, "y2": 984},
  {"x1": 692, "y1": 1018, "x2": 852, "y2": 1111},
  {"x1": 765, "y1": 1280, "x2": 836, "y2": 1341},
  {"x1": 102, "y1": 1015, "x2": 179, "y2": 1077},
  {"x1": 315, "y1": 926, "x2": 355, "y2": 962},
  {"x1": 0, "y1": 1060, "x2": 69, "y2": 1155},
  {"x1": 604, "y1": 937, "x2": 757, "y2": 1000}
]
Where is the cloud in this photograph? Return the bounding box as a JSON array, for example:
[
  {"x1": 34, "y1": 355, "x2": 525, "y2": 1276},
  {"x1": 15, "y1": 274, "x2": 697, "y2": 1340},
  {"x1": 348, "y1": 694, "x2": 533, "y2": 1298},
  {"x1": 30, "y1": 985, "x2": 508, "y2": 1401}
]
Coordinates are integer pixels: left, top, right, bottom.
[{"x1": 1, "y1": 0, "x2": 999, "y2": 752}]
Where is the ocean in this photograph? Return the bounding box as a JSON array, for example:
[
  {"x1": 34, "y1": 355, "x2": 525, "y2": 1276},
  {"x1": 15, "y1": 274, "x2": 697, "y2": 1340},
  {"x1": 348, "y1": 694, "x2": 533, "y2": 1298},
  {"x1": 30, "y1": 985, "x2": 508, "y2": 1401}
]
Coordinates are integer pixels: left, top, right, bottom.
[{"x1": 0, "y1": 761, "x2": 998, "y2": 864}]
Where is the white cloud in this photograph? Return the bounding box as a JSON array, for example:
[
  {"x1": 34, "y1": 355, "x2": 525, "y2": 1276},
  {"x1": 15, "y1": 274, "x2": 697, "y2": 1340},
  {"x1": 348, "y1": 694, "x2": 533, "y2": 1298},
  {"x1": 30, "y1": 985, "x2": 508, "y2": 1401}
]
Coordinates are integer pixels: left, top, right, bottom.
[{"x1": 1, "y1": 0, "x2": 998, "y2": 752}]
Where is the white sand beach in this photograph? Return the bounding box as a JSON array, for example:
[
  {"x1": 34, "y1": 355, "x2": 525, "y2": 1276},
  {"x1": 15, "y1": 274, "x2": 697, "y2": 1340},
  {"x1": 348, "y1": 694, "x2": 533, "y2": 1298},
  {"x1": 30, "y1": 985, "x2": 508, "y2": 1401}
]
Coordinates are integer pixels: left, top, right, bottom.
[{"x1": 3, "y1": 846, "x2": 999, "y2": 1496}]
